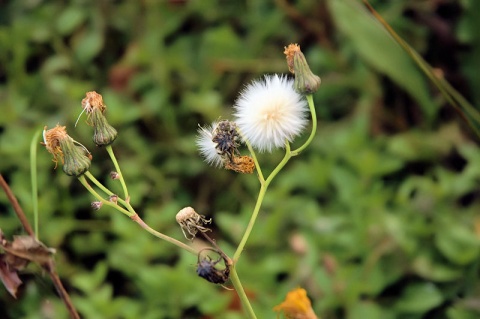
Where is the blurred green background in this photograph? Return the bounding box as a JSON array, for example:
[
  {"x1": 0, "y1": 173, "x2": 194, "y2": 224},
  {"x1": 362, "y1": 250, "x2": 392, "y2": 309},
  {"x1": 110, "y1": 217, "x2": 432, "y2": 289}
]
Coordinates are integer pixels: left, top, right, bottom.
[{"x1": 1, "y1": 0, "x2": 480, "y2": 318}]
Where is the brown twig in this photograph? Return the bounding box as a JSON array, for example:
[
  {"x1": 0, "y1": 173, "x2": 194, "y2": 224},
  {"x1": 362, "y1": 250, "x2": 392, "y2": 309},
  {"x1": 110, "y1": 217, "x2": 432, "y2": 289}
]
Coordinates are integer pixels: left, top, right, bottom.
[
  {"x1": 0, "y1": 174, "x2": 80, "y2": 319},
  {"x1": 0, "y1": 174, "x2": 34, "y2": 236}
]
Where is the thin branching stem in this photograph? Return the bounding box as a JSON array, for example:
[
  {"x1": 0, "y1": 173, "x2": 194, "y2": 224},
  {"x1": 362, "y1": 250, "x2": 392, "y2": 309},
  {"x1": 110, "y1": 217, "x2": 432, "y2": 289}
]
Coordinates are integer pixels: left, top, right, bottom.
[
  {"x1": 291, "y1": 94, "x2": 316, "y2": 156},
  {"x1": 106, "y1": 145, "x2": 130, "y2": 201}
]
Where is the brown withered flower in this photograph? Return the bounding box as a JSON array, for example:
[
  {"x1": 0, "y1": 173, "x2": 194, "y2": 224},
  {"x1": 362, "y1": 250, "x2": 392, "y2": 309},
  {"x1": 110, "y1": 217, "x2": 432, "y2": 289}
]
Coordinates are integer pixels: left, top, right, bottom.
[
  {"x1": 81, "y1": 91, "x2": 118, "y2": 146},
  {"x1": 284, "y1": 44, "x2": 321, "y2": 94},
  {"x1": 43, "y1": 125, "x2": 91, "y2": 176}
]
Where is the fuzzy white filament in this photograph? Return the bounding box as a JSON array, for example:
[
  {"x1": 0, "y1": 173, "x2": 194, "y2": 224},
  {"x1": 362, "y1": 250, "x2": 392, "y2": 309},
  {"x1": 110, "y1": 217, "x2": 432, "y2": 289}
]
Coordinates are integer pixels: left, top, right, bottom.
[
  {"x1": 196, "y1": 122, "x2": 223, "y2": 167},
  {"x1": 233, "y1": 74, "x2": 308, "y2": 152}
]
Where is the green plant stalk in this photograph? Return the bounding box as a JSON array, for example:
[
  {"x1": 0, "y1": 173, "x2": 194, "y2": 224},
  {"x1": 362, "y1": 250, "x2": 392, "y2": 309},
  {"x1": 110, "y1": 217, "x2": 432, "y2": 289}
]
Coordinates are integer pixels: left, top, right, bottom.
[
  {"x1": 106, "y1": 145, "x2": 130, "y2": 200},
  {"x1": 78, "y1": 175, "x2": 196, "y2": 254},
  {"x1": 130, "y1": 214, "x2": 197, "y2": 255},
  {"x1": 78, "y1": 175, "x2": 133, "y2": 217},
  {"x1": 291, "y1": 94, "x2": 317, "y2": 156},
  {"x1": 84, "y1": 171, "x2": 135, "y2": 214},
  {"x1": 229, "y1": 266, "x2": 257, "y2": 319},
  {"x1": 233, "y1": 142, "x2": 292, "y2": 261},
  {"x1": 244, "y1": 139, "x2": 264, "y2": 183},
  {"x1": 30, "y1": 129, "x2": 42, "y2": 240}
]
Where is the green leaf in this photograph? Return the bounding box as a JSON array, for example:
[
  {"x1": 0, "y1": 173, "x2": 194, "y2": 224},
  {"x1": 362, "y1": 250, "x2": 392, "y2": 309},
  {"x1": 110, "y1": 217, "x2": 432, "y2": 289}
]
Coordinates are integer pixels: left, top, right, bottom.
[{"x1": 395, "y1": 283, "x2": 444, "y2": 313}]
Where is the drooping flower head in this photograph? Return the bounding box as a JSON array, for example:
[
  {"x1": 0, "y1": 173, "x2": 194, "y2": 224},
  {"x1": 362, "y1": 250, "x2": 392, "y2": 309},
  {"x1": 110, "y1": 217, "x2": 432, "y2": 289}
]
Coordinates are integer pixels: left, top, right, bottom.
[
  {"x1": 81, "y1": 91, "x2": 118, "y2": 146},
  {"x1": 233, "y1": 74, "x2": 308, "y2": 152},
  {"x1": 274, "y1": 288, "x2": 318, "y2": 319},
  {"x1": 43, "y1": 125, "x2": 91, "y2": 176}
]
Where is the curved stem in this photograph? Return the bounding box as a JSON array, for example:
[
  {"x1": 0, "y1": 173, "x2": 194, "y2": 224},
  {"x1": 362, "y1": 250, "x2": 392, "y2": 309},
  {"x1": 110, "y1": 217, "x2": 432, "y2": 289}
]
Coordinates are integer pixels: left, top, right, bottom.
[
  {"x1": 30, "y1": 129, "x2": 42, "y2": 240},
  {"x1": 130, "y1": 214, "x2": 197, "y2": 255},
  {"x1": 291, "y1": 94, "x2": 317, "y2": 156},
  {"x1": 106, "y1": 145, "x2": 129, "y2": 201},
  {"x1": 78, "y1": 175, "x2": 196, "y2": 254},
  {"x1": 229, "y1": 266, "x2": 257, "y2": 319},
  {"x1": 244, "y1": 139, "x2": 264, "y2": 183},
  {"x1": 233, "y1": 143, "x2": 292, "y2": 261}
]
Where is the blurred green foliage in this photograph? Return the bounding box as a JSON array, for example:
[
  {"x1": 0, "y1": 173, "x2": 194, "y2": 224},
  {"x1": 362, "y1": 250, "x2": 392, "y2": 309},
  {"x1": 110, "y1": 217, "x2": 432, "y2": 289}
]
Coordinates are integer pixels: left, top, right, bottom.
[{"x1": 1, "y1": 0, "x2": 480, "y2": 318}]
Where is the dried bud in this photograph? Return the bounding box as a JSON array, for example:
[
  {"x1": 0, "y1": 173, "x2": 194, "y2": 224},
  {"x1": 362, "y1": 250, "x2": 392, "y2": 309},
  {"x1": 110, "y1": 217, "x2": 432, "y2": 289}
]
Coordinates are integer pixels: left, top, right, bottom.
[
  {"x1": 176, "y1": 207, "x2": 212, "y2": 240},
  {"x1": 212, "y1": 120, "x2": 240, "y2": 162},
  {"x1": 43, "y1": 125, "x2": 91, "y2": 177},
  {"x1": 110, "y1": 171, "x2": 120, "y2": 180},
  {"x1": 109, "y1": 194, "x2": 118, "y2": 204},
  {"x1": 91, "y1": 201, "x2": 103, "y2": 210},
  {"x1": 81, "y1": 91, "x2": 118, "y2": 146},
  {"x1": 284, "y1": 43, "x2": 321, "y2": 94},
  {"x1": 197, "y1": 248, "x2": 230, "y2": 285}
]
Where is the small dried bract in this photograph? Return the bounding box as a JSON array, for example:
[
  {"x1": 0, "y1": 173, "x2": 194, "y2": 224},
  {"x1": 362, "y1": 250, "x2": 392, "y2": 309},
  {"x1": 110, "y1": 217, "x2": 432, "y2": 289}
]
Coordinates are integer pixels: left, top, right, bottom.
[
  {"x1": 212, "y1": 120, "x2": 240, "y2": 162},
  {"x1": 176, "y1": 207, "x2": 212, "y2": 240},
  {"x1": 91, "y1": 201, "x2": 103, "y2": 211},
  {"x1": 196, "y1": 248, "x2": 230, "y2": 285},
  {"x1": 110, "y1": 171, "x2": 120, "y2": 180},
  {"x1": 109, "y1": 194, "x2": 118, "y2": 204},
  {"x1": 225, "y1": 155, "x2": 255, "y2": 174}
]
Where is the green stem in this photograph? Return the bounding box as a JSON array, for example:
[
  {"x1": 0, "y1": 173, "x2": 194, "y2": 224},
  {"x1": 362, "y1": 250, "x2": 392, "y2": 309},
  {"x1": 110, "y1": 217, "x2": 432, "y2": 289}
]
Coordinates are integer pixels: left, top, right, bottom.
[
  {"x1": 229, "y1": 266, "x2": 257, "y2": 319},
  {"x1": 291, "y1": 94, "x2": 317, "y2": 156},
  {"x1": 30, "y1": 129, "x2": 42, "y2": 240},
  {"x1": 78, "y1": 175, "x2": 196, "y2": 254},
  {"x1": 130, "y1": 214, "x2": 197, "y2": 255},
  {"x1": 244, "y1": 139, "x2": 264, "y2": 183},
  {"x1": 233, "y1": 143, "x2": 292, "y2": 261},
  {"x1": 78, "y1": 175, "x2": 133, "y2": 217},
  {"x1": 84, "y1": 171, "x2": 134, "y2": 214},
  {"x1": 106, "y1": 145, "x2": 129, "y2": 200}
]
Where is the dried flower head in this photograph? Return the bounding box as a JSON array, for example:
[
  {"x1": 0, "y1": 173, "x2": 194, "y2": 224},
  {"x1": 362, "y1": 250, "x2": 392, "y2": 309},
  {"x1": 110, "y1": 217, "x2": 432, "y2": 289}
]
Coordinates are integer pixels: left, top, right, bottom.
[
  {"x1": 196, "y1": 248, "x2": 230, "y2": 285},
  {"x1": 284, "y1": 44, "x2": 321, "y2": 94},
  {"x1": 274, "y1": 288, "x2": 318, "y2": 319},
  {"x1": 234, "y1": 74, "x2": 309, "y2": 152},
  {"x1": 176, "y1": 207, "x2": 212, "y2": 240},
  {"x1": 80, "y1": 91, "x2": 118, "y2": 146},
  {"x1": 43, "y1": 125, "x2": 91, "y2": 176},
  {"x1": 81, "y1": 91, "x2": 106, "y2": 114},
  {"x1": 225, "y1": 155, "x2": 255, "y2": 174},
  {"x1": 212, "y1": 120, "x2": 240, "y2": 161}
]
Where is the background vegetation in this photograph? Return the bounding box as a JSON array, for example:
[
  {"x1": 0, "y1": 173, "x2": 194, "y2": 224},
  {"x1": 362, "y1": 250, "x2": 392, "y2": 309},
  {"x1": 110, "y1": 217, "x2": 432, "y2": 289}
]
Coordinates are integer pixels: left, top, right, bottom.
[{"x1": 1, "y1": 0, "x2": 480, "y2": 318}]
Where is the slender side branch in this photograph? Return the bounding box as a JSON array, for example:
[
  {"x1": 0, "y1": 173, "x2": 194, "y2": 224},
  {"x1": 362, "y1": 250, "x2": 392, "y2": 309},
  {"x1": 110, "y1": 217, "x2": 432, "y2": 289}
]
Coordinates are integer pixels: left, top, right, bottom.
[
  {"x1": 106, "y1": 145, "x2": 130, "y2": 201},
  {"x1": 30, "y1": 129, "x2": 42, "y2": 239},
  {"x1": 291, "y1": 94, "x2": 317, "y2": 156},
  {"x1": 233, "y1": 143, "x2": 292, "y2": 262}
]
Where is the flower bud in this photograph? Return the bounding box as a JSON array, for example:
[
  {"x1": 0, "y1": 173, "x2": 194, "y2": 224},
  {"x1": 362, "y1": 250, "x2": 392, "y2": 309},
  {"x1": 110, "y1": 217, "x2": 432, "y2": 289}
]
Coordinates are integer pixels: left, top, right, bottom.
[
  {"x1": 284, "y1": 43, "x2": 321, "y2": 94},
  {"x1": 91, "y1": 108, "x2": 118, "y2": 146},
  {"x1": 43, "y1": 125, "x2": 91, "y2": 177},
  {"x1": 110, "y1": 171, "x2": 120, "y2": 180},
  {"x1": 81, "y1": 91, "x2": 118, "y2": 146}
]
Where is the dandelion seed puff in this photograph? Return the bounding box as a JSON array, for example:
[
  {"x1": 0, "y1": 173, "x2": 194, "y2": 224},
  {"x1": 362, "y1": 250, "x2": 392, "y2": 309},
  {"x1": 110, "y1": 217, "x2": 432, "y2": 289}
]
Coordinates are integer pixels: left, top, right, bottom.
[
  {"x1": 196, "y1": 122, "x2": 224, "y2": 167},
  {"x1": 233, "y1": 74, "x2": 308, "y2": 152}
]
